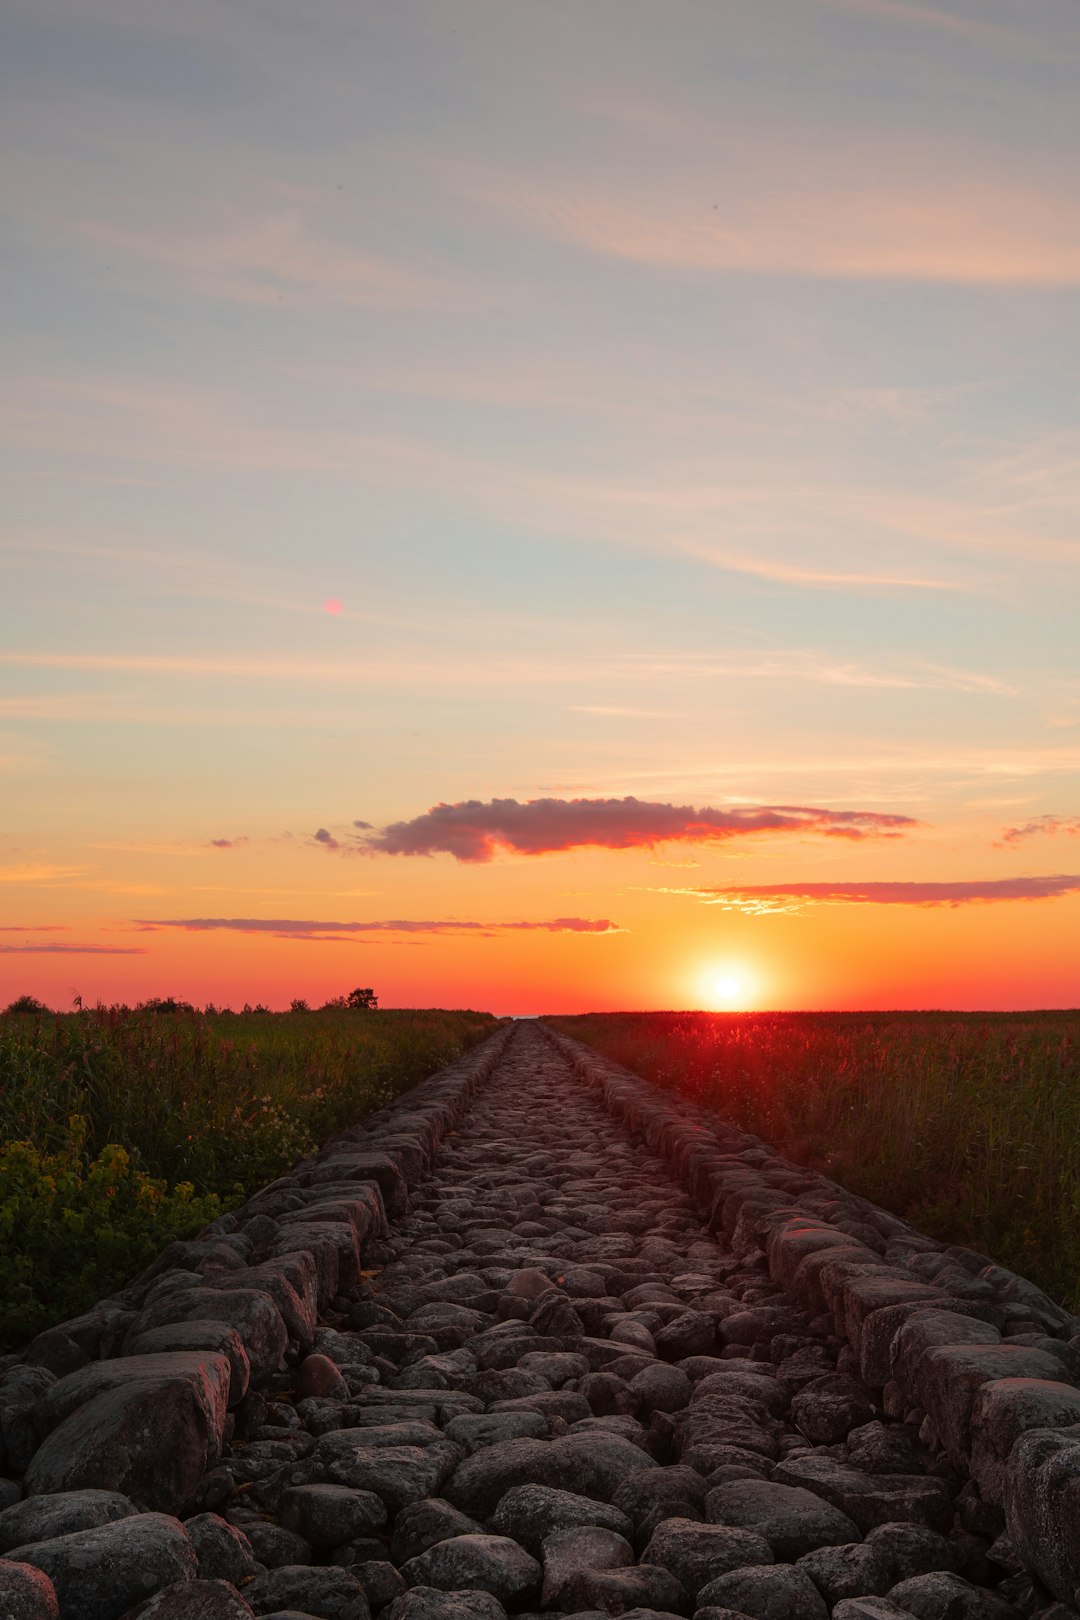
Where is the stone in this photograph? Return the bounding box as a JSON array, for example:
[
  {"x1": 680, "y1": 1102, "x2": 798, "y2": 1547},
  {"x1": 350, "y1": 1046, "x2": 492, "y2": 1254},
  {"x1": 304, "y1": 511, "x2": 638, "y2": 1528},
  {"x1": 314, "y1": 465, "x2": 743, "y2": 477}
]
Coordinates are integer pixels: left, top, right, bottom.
[
  {"x1": 385, "y1": 1589, "x2": 508, "y2": 1620},
  {"x1": 490, "y1": 1485, "x2": 633, "y2": 1559},
  {"x1": 390, "y1": 1499, "x2": 486, "y2": 1565},
  {"x1": 447, "y1": 1434, "x2": 654, "y2": 1517},
  {"x1": 887, "y1": 1571, "x2": 1022, "y2": 1619},
  {"x1": 627, "y1": 1365, "x2": 692, "y2": 1417},
  {"x1": 1002, "y1": 1426, "x2": 1080, "y2": 1605},
  {"x1": 183, "y1": 1515, "x2": 259, "y2": 1585},
  {"x1": 242, "y1": 1564, "x2": 369, "y2": 1619},
  {"x1": 25, "y1": 1356, "x2": 231, "y2": 1515},
  {"x1": 969, "y1": 1380, "x2": 1080, "y2": 1506},
  {"x1": 832, "y1": 1602, "x2": 925, "y2": 1620},
  {"x1": 0, "y1": 1559, "x2": 60, "y2": 1620},
  {"x1": 912, "y1": 1344, "x2": 1064, "y2": 1460},
  {"x1": 294, "y1": 1355, "x2": 350, "y2": 1402},
  {"x1": 863, "y1": 1525, "x2": 962, "y2": 1585},
  {"x1": 242, "y1": 1523, "x2": 312, "y2": 1569},
  {"x1": 354, "y1": 1561, "x2": 406, "y2": 1611},
  {"x1": 314, "y1": 1438, "x2": 461, "y2": 1508},
  {"x1": 0, "y1": 1490, "x2": 137, "y2": 1555},
  {"x1": 122, "y1": 1579, "x2": 256, "y2": 1618},
  {"x1": 278, "y1": 1485, "x2": 387, "y2": 1550},
  {"x1": 790, "y1": 1378, "x2": 877, "y2": 1445},
  {"x1": 540, "y1": 1527, "x2": 634, "y2": 1607},
  {"x1": 612, "y1": 1466, "x2": 710, "y2": 1529},
  {"x1": 697, "y1": 1562, "x2": 830, "y2": 1619},
  {"x1": 771, "y1": 1455, "x2": 953, "y2": 1533},
  {"x1": 889, "y1": 1314, "x2": 1001, "y2": 1392},
  {"x1": 641, "y1": 1517, "x2": 773, "y2": 1596},
  {"x1": 124, "y1": 1290, "x2": 288, "y2": 1383},
  {"x1": 654, "y1": 1312, "x2": 718, "y2": 1360},
  {"x1": 124, "y1": 1323, "x2": 252, "y2": 1407},
  {"x1": 401, "y1": 1535, "x2": 540, "y2": 1605},
  {"x1": 796, "y1": 1543, "x2": 894, "y2": 1607},
  {"x1": 845, "y1": 1421, "x2": 929, "y2": 1477},
  {"x1": 5, "y1": 1513, "x2": 197, "y2": 1620},
  {"x1": 556, "y1": 1563, "x2": 687, "y2": 1616},
  {"x1": 705, "y1": 1479, "x2": 860, "y2": 1560},
  {"x1": 443, "y1": 1413, "x2": 549, "y2": 1453}
]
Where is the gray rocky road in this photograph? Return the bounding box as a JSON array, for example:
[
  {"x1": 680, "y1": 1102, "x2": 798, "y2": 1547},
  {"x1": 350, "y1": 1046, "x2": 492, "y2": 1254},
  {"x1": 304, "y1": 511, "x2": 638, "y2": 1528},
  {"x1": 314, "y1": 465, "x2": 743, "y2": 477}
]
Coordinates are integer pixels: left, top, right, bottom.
[
  {"x1": 3, "y1": 1020, "x2": 1070, "y2": 1620},
  {"x1": 211, "y1": 1024, "x2": 1032, "y2": 1620}
]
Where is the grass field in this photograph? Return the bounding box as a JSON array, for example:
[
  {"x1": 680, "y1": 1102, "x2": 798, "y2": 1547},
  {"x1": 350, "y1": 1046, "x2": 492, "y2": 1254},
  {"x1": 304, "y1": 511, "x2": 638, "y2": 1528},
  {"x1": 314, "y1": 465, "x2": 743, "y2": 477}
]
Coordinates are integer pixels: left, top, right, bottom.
[
  {"x1": 547, "y1": 1010, "x2": 1080, "y2": 1311},
  {"x1": 0, "y1": 1003, "x2": 499, "y2": 1348}
]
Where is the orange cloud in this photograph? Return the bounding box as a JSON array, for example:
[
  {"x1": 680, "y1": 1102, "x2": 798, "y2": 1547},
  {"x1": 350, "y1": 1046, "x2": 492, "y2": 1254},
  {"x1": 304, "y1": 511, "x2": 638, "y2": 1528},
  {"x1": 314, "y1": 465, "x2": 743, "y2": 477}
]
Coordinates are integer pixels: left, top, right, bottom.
[
  {"x1": 359, "y1": 797, "x2": 918, "y2": 862},
  {"x1": 666, "y1": 875, "x2": 1080, "y2": 914}
]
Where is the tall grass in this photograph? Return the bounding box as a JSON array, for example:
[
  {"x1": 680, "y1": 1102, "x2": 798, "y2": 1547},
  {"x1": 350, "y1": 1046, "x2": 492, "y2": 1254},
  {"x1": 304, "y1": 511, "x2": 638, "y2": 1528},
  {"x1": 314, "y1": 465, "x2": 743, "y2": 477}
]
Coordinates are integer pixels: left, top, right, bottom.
[
  {"x1": 547, "y1": 1010, "x2": 1080, "y2": 1310},
  {"x1": 0, "y1": 1004, "x2": 499, "y2": 1347}
]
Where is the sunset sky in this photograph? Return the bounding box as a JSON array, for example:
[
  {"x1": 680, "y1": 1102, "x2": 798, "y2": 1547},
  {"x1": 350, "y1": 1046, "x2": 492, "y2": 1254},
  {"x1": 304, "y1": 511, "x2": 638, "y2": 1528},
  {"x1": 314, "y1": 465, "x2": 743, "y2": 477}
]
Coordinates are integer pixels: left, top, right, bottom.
[{"x1": 3, "y1": 0, "x2": 1079, "y2": 1012}]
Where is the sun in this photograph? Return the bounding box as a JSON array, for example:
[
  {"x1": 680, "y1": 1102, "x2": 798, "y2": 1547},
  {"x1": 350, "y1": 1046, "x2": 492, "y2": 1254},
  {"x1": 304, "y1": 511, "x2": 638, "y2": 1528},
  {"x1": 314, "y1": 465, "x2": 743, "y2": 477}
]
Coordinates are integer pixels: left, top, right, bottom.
[{"x1": 712, "y1": 973, "x2": 744, "y2": 1007}]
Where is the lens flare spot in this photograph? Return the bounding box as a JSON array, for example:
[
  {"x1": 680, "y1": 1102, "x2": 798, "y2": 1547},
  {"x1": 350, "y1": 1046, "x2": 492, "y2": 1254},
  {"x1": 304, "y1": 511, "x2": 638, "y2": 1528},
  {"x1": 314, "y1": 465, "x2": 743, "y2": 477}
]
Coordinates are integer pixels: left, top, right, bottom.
[{"x1": 323, "y1": 597, "x2": 343, "y2": 616}]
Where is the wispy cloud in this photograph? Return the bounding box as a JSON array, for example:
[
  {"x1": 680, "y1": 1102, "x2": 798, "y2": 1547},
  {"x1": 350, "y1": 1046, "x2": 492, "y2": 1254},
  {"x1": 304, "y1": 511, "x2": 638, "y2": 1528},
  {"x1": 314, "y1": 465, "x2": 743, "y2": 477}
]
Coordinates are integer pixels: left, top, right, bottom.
[
  {"x1": 0, "y1": 924, "x2": 67, "y2": 932},
  {"x1": 0, "y1": 943, "x2": 147, "y2": 955},
  {"x1": 452, "y1": 158, "x2": 1080, "y2": 287},
  {"x1": 0, "y1": 863, "x2": 87, "y2": 885},
  {"x1": 819, "y1": 0, "x2": 1031, "y2": 52},
  {"x1": 136, "y1": 916, "x2": 624, "y2": 939},
  {"x1": 73, "y1": 212, "x2": 436, "y2": 309},
  {"x1": 999, "y1": 814, "x2": 1080, "y2": 846},
  {"x1": 353, "y1": 796, "x2": 919, "y2": 863},
  {"x1": 659, "y1": 875, "x2": 1080, "y2": 914},
  {"x1": 208, "y1": 835, "x2": 250, "y2": 849}
]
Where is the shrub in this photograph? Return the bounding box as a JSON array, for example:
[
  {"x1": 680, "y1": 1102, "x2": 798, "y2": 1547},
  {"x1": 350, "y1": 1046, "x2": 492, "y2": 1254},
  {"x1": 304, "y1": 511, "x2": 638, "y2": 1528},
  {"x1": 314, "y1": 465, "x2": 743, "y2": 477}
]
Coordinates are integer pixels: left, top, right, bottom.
[{"x1": 0, "y1": 1116, "x2": 221, "y2": 1347}]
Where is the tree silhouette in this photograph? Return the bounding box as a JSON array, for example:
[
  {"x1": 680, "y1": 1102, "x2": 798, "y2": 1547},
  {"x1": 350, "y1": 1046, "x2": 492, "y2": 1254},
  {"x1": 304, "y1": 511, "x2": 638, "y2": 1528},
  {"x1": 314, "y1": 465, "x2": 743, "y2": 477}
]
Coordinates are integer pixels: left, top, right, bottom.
[{"x1": 346, "y1": 987, "x2": 378, "y2": 1010}]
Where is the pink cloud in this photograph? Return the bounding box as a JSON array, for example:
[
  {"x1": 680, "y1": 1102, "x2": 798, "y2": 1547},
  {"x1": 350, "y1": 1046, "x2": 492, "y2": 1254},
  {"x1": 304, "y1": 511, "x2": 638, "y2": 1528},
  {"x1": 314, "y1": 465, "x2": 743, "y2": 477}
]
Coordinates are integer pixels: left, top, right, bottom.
[
  {"x1": 999, "y1": 815, "x2": 1080, "y2": 846},
  {"x1": 357, "y1": 796, "x2": 918, "y2": 862}
]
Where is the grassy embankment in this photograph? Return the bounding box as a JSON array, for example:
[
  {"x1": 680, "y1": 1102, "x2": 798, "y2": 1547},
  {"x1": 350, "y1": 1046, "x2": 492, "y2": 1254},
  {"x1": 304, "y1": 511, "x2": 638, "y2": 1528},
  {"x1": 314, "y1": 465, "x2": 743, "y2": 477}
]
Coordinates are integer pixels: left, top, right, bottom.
[
  {"x1": 547, "y1": 1010, "x2": 1080, "y2": 1311},
  {"x1": 0, "y1": 1004, "x2": 499, "y2": 1348}
]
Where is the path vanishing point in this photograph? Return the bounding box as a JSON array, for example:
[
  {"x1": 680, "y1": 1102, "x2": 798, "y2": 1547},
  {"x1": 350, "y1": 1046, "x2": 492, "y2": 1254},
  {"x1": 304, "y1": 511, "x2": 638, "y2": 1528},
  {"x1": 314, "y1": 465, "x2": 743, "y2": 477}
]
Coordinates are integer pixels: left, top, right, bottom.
[{"x1": 3, "y1": 1022, "x2": 1080, "y2": 1620}]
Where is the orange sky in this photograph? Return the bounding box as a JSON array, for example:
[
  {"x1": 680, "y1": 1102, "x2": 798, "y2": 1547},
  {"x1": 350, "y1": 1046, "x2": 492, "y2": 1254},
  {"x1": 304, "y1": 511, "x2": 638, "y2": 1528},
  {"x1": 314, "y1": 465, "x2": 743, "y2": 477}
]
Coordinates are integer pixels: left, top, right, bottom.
[{"x1": 3, "y1": 1, "x2": 1079, "y2": 1012}]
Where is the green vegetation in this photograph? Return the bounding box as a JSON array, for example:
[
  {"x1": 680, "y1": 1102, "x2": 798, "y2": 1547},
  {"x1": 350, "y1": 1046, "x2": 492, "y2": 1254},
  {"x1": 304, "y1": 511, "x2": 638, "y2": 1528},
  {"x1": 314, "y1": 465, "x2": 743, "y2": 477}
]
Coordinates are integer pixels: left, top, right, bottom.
[
  {"x1": 0, "y1": 1002, "x2": 498, "y2": 1347},
  {"x1": 547, "y1": 1010, "x2": 1080, "y2": 1311}
]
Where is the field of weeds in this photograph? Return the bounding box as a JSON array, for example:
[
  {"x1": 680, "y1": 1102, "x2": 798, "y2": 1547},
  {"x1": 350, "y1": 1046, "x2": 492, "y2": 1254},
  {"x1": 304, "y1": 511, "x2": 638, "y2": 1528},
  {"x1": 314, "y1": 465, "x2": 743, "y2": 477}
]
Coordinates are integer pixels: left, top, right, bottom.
[
  {"x1": 0, "y1": 1003, "x2": 499, "y2": 1347},
  {"x1": 547, "y1": 1010, "x2": 1080, "y2": 1310}
]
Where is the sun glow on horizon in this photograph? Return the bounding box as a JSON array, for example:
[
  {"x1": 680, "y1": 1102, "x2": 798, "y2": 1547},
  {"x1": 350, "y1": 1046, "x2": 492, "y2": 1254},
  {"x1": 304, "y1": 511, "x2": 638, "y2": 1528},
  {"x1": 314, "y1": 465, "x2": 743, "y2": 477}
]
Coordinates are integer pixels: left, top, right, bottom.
[{"x1": 704, "y1": 968, "x2": 753, "y2": 1009}]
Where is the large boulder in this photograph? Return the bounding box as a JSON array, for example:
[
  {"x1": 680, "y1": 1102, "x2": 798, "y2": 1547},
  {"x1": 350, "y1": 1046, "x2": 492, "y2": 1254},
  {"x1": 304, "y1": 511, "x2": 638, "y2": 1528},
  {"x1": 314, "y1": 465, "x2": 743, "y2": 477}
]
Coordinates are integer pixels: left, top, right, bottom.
[
  {"x1": 1003, "y1": 1424, "x2": 1080, "y2": 1603},
  {"x1": 24, "y1": 1356, "x2": 231, "y2": 1515},
  {"x1": 970, "y1": 1379, "x2": 1080, "y2": 1506},
  {"x1": 4, "y1": 1513, "x2": 196, "y2": 1620}
]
